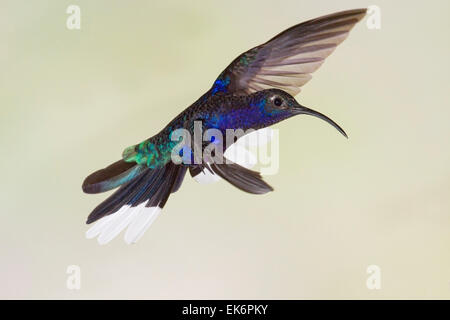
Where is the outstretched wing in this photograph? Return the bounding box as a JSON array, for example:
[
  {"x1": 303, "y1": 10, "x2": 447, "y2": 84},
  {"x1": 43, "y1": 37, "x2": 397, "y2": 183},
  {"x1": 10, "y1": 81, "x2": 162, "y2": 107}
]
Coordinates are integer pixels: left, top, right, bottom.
[{"x1": 212, "y1": 9, "x2": 366, "y2": 96}]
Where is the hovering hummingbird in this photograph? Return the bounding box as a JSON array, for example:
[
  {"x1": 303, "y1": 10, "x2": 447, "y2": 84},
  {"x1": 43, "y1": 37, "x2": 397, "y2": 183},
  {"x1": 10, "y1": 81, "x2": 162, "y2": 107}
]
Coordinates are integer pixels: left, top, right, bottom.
[{"x1": 83, "y1": 9, "x2": 367, "y2": 244}]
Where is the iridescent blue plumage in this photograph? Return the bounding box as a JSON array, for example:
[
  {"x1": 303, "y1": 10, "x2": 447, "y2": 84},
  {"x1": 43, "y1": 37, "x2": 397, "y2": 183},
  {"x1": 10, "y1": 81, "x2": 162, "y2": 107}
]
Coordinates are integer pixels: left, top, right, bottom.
[{"x1": 211, "y1": 75, "x2": 230, "y2": 95}]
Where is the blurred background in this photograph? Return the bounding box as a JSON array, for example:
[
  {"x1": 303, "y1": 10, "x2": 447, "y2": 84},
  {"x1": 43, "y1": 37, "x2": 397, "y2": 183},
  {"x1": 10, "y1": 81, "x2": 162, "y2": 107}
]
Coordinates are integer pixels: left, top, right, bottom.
[{"x1": 1, "y1": 0, "x2": 449, "y2": 299}]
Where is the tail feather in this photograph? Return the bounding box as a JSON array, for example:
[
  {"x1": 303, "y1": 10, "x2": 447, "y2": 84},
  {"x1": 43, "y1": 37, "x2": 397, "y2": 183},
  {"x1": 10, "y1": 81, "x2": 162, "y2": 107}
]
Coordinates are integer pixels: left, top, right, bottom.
[
  {"x1": 82, "y1": 160, "x2": 146, "y2": 194},
  {"x1": 86, "y1": 168, "x2": 155, "y2": 224},
  {"x1": 171, "y1": 166, "x2": 187, "y2": 193},
  {"x1": 84, "y1": 162, "x2": 185, "y2": 244}
]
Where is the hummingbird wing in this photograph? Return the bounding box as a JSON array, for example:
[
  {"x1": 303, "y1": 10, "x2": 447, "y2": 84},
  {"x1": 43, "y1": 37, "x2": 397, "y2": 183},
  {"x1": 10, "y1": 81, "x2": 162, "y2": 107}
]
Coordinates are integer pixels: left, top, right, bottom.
[
  {"x1": 208, "y1": 159, "x2": 273, "y2": 194},
  {"x1": 212, "y1": 9, "x2": 366, "y2": 96},
  {"x1": 191, "y1": 157, "x2": 273, "y2": 194}
]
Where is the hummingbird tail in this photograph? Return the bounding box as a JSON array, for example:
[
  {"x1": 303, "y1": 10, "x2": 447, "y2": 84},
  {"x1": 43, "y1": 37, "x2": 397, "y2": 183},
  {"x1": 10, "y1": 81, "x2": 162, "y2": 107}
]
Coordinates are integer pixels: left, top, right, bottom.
[
  {"x1": 82, "y1": 159, "x2": 147, "y2": 194},
  {"x1": 84, "y1": 162, "x2": 186, "y2": 244}
]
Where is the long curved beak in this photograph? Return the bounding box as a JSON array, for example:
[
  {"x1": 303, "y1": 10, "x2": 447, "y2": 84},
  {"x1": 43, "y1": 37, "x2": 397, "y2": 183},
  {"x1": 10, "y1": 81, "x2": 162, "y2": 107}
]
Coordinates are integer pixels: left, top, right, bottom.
[{"x1": 293, "y1": 104, "x2": 348, "y2": 138}]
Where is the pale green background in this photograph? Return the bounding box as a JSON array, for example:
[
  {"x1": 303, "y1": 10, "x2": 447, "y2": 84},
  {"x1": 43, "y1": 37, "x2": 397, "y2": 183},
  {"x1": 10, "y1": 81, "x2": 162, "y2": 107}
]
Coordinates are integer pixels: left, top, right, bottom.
[{"x1": 1, "y1": 0, "x2": 449, "y2": 299}]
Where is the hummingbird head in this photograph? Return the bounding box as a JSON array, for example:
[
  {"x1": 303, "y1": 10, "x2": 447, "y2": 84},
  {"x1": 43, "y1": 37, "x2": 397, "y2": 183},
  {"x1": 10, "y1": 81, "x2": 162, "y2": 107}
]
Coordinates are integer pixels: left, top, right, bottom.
[{"x1": 254, "y1": 89, "x2": 347, "y2": 138}]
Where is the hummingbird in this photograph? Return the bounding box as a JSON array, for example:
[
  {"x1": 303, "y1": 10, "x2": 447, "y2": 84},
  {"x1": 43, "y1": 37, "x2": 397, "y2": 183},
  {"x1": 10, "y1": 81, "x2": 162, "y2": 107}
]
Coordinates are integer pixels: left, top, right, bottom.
[{"x1": 82, "y1": 9, "x2": 367, "y2": 244}]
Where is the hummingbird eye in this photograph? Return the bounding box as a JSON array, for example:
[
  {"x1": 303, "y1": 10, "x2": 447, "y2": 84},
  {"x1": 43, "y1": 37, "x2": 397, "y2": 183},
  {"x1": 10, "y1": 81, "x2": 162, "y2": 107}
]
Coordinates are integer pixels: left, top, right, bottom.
[{"x1": 273, "y1": 97, "x2": 283, "y2": 107}]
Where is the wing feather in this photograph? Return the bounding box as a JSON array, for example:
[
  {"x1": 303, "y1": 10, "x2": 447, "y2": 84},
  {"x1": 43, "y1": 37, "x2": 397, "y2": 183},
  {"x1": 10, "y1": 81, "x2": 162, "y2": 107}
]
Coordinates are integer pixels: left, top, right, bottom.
[{"x1": 213, "y1": 9, "x2": 366, "y2": 96}]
